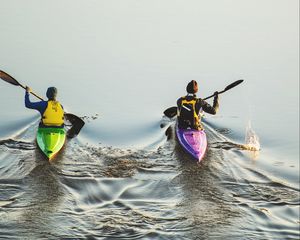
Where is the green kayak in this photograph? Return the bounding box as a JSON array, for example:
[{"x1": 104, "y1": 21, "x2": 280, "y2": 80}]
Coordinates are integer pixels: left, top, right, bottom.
[{"x1": 36, "y1": 127, "x2": 66, "y2": 160}]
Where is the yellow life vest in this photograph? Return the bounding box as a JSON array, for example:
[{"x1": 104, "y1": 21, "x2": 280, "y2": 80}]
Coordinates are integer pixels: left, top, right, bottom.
[{"x1": 42, "y1": 100, "x2": 64, "y2": 126}]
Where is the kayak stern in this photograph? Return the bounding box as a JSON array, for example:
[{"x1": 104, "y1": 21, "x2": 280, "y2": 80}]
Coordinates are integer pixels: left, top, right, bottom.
[
  {"x1": 175, "y1": 124, "x2": 207, "y2": 161},
  {"x1": 37, "y1": 127, "x2": 66, "y2": 160}
]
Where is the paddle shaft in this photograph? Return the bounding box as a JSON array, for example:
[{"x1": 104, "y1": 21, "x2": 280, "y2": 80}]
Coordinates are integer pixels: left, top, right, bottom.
[
  {"x1": 0, "y1": 70, "x2": 85, "y2": 137},
  {"x1": 0, "y1": 70, "x2": 44, "y2": 100},
  {"x1": 18, "y1": 83, "x2": 44, "y2": 101},
  {"x1": 203, "y1": 88, "x2": 227, "y2": 101},
  {"x1": 203, "y1": 79, "x2": 243, "y2": 100},
  {"x1": 163, "y1": 79, "x2": 244, "y2": 118}
]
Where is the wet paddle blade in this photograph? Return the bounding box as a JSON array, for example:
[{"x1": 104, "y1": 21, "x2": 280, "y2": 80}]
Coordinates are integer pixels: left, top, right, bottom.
[
  {"x1": 65, "y1": 113, "x2": 85, "y2": 138},
  {"x1": 1, "y1": 70, "x2": 85, "y2": 137},
  {"x1": 0, "y1": 70, "x2": 21, "y2": 86},
  {"x1": 203, "y1": 79, "x2": 244, "y2": 100},
  {"x1": 0, "y1": 69, "x2": 43, "y2": 100},
  {"x1": 163, "y1": 106, "x2": 177, "y2": 118},
  {"x1": 223, "y1": 79, "x2": 244, "y2": 92}
]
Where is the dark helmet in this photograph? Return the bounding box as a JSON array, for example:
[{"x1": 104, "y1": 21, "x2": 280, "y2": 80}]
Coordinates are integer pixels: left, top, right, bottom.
[
  {"x1": 186, "y1": 80, "x2": 198, "y2": 94},
  {"x1": 46, "y1": 87, "x2": 57, "y2": 100}
]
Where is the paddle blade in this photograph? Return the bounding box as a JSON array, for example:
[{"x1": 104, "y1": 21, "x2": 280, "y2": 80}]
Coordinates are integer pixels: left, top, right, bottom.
[
  {"x1": 224, "y1": 79, "x2": 244, "y2": 92},
  {"x1": 163, "y1": 106, "x2": 177, "y2": 118},
  {"x1": 0, "y1": 70, "x2": 20, "y2": 86},
  {"x1": 65, "y1": 113, "x2": 85, "y2": 138}
]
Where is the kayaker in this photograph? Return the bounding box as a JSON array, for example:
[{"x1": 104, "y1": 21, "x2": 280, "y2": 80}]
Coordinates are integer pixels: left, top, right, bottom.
[
  {"x1": 177, "y1": 80, "x2": 219, "y2": 130},
  {"x1": 25, "y1": 86, "x2": 64, "y2": 128}
]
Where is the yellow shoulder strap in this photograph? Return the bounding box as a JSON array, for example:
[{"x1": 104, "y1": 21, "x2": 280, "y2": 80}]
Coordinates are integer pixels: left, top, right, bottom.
[{"x1": 180, "y1": 98, "x2": 198, "y2": 118}]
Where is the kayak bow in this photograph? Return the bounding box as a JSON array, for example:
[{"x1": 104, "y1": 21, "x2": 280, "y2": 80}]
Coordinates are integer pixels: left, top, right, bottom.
[
  {"x1": 36, "y1": 127, "x2": 66, "y2": 160},
  {"x1": 175, "y1": 123, "x2": 207, "y2": 161}
]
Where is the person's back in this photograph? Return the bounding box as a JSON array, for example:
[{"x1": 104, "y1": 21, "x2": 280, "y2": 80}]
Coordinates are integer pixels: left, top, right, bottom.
[
  {"x1": 177, "y1": 80, "x2": 219, "y2": 130},
  {"x1": 25, "y1": 86, "x2": 64, "y2": 128}
]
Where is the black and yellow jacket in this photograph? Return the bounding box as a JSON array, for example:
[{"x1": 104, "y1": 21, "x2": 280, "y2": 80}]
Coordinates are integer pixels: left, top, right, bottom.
[{"x1": 177, "y1": 94, "x2": 219, "y2": 130}]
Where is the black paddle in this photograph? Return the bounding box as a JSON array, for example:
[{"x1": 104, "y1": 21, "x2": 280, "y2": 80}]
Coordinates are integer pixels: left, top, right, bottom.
[
  {"x1": 0, "y1": 70, "x2": 85, "y2": 138},
  {"x1": 163, "y1": 79, "x2": 244, "y2": 118}
]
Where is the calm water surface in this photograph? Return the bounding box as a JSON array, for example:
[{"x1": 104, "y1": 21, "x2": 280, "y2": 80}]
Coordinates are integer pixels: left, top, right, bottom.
[{"x1": 0, "y1": 0, "x2": 299, "y2": 239}]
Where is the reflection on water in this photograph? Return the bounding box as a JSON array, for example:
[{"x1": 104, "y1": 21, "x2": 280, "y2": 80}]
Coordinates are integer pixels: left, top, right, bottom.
[
  {"x1": 19, "y1": 162, "x2": 64, "y2": 238},
  {"x1": 0, "y1": 118, "x2": 299, "y2": 239},
  {"x1": 173, "y1": 148, "x2": 240, "y2": 239},
  {"x1": 0, "y1": 145, "x2": 64, "y2": 238}
]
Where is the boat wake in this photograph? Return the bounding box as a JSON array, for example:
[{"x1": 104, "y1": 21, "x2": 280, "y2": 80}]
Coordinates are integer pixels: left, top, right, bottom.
[
  {"x1": 206, "y1": 120, "x2": 260, "y2": 153},
  {"x1": 0, "y1": 139, "x2": 36, "y2": 151},
  {"x1": 0, "y1": 116, "x2": 298, "y2": 240},
  {"x1": 210, "y1": 141, "x2": 252, "y2": 151}
]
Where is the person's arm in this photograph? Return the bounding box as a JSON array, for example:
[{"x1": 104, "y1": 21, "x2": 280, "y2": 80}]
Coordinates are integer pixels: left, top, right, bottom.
[
  {"x1": 176, "y1": 97, "x2": 182, "y2": 116},
  {"x1": 176, "y1": 98, "x2": 182, "y2": 108},
  {"x1": 25, "y1": 91, "x2": 40, "y2": 109},
  {"x1": 24, "y1": 87, "x2": 47, "y2": 114},
  {"x1": 199, "y1": 92, "x2": 219, "y2": 115}
]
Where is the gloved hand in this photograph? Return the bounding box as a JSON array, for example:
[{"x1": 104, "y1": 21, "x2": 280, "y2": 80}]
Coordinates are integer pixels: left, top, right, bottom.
[
  {"x1": 213, "y1": 91, "x2": 219, "y2": 111},
  {"x1": 213, "y1": 91, "x2": 219, "y2": 100}
]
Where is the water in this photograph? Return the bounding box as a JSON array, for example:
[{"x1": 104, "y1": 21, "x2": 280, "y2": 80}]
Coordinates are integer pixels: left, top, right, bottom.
[{"x1": 0, "y1": 0, "x2": 299, "y2": 239}]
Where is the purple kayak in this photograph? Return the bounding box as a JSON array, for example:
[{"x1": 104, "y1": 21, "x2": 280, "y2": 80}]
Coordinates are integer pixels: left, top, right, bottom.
[{"x1": 175, "y1": 123, "x2": 207, "y2": 161}]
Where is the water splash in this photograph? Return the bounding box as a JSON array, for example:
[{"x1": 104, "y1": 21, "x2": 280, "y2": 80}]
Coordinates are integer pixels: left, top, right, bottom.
[{"x1": 244, "y1": 121, "x2": 260, "y2": 151}]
